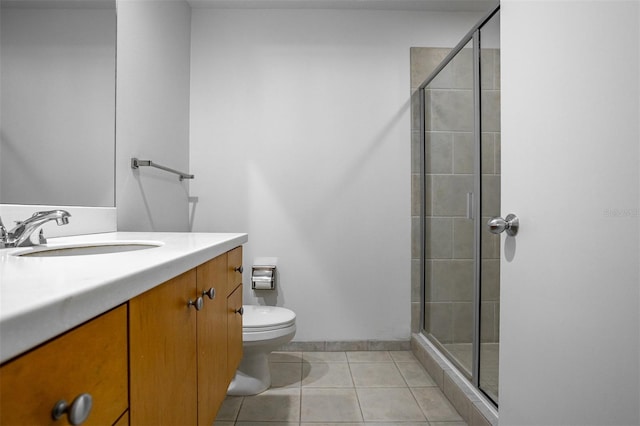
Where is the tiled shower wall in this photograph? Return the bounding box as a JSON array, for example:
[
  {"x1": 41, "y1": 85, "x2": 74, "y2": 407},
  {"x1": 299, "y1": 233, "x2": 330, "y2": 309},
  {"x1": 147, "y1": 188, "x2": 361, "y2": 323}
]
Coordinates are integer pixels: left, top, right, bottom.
[{"x1": 410, "y1": 47, "x2": 501, "y2": 347}]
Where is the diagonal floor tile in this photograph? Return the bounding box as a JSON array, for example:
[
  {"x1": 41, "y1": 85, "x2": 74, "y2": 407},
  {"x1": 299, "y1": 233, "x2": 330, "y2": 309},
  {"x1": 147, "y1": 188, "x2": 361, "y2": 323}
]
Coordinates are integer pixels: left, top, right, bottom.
[
  {"x1": 270, "y1": 351, "x2": 303, "y2": 363},
  {"x1": 396, "y1": 361, "x2": 437, "y2": 387},
  {"x1": 214, "y1": 396, "x2": 243, "y2": 421},
  {"x1": 346, "y1": 351, "x2": 393, "y2": 362},
  {"x1": 389, "y1": 350, "x2": 419, "y2": 363},
  {"x1": 236, "y1": 388, "x2": 300, "y2": 422},
  {"x1": 301, "y1": 388, "x2": 363, "y2": 422},
  {"x1": 302, "y1": 362, "x2": 354, "y2": 387},
  {"x1": 350, "y1": 362, "x2": 406, "y2": 387},
  {"x1": 356, "y1": 387, "x2": 427, "y2": 422},
  {"x1": 270, "y1": 362, "x2": 303, "y2": 388},
  {"x1": 303, "y1": 351, "x2": 348, "y2": 363}
]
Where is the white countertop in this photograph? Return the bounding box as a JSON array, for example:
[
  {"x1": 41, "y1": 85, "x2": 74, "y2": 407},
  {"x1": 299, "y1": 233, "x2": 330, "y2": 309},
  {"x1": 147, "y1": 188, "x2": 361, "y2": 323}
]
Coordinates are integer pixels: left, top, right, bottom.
[{"x1": 0, "y1": 231, "x2": 248, "y2": 363}]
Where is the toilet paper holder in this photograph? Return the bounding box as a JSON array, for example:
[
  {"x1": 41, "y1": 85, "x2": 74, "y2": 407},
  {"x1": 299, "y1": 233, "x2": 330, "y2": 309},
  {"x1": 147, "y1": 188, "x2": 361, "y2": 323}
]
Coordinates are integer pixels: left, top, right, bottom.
[{"x1": 251, "y1": 265, "x2": 276, "y2": 290}]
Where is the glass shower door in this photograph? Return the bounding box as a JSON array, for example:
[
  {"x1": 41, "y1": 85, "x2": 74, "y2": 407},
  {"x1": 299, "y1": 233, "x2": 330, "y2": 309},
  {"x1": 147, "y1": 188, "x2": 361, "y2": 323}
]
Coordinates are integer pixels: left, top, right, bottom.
[
  {"x1": 418, "y1": 5, "x2": 501, "y2": 406},
  {"x1": 423, "y1": 40, "x2": 476, "y2": 378}
]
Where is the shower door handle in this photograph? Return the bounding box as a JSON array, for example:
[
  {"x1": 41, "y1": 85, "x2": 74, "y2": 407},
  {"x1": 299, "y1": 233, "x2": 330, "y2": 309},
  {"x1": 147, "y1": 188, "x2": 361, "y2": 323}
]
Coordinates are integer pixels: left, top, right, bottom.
[
  {"x1": 466, "y1": 193, "x2": 474, "y2": 220},
  {"x1": 487, "y1": 214, "x2": 519, "y2": 236}
]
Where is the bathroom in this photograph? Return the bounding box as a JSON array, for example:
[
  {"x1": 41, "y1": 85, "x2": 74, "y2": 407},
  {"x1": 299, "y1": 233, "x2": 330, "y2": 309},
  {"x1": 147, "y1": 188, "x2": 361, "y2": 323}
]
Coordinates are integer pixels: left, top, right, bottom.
[{"x1": 1, "y1": 0, "x2": 639, "y2": 425}]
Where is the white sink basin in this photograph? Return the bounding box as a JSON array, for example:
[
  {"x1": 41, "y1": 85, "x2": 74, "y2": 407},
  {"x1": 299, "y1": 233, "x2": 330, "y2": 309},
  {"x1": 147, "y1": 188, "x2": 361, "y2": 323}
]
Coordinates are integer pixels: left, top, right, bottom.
[{"x1": 13, "y1": 241, "x2": 163, "y2": 257}]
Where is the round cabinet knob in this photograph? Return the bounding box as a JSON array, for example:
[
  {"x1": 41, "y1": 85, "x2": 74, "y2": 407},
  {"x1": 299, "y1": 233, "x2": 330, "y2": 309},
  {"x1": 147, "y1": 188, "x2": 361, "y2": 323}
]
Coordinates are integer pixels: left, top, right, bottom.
[
  {"x1": 202, "y1": 288, "x2": 215, "y2": 300},
  {"x1": 52, "y1": 393, "x2": 93, "y2": 425},
  {"x1": 235, "y1": 307, "x2": 244, "y2": 315},
  {"x1": 234, "y1": 265, "x2": 244, "y2": 274},
  {"x1": 188, "y1": 296, "x2": 204, "y2": 311}
]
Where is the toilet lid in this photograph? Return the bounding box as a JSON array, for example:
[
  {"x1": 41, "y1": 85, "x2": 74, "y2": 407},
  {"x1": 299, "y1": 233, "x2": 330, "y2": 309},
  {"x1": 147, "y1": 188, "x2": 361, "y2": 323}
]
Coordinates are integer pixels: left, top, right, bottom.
[{"x1": 242, "y1": 305, "x2": 296, "y2": 331}]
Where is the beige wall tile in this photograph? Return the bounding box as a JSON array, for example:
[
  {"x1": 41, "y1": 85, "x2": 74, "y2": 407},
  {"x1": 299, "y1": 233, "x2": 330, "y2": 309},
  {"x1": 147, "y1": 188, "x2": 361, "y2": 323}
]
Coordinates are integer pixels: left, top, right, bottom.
[
  {"x1": 412, "y1": 173, "x2": 421, "y2": 216},
  {"x1": 451, "y1": 302, "x2": 473, "y2": 343},
  {"x1": 431, "y1": 260, "x2": 474, "y2": 302},
  {"x1": 480, "y1": 175, "x2": 500, "y2": 217},
  {"x1": 432, "y1": 175, "x2": 474, "y2": 216},
  {"x1": 426, "y1": 132, "x2": 453, "y2": 174},
  {"x1": 425, "y1": 302, "x2": 453, "y2": 343},
  {"x1": 481, "y1": 133, "x2": 495, "y2": 174},
  {"x1": 453, "y1": 218, "x2": 474, "y2": 259},
  {"x1": 481, "y1": 259, "x2": 500, "y2": 301},
  {"x1": 453, "y1": 132, "x2": 474, "y2": 174},
  {"x1": 480, "y1": 301, "x2": 495, "y2": 343},
  {"x1": 410, "y1": 47, "x2": 451, "y2": 90},
  {"x1": 412, "y1": 259, "x2": 421, "y2": 303},
  {"x1": 430, "y1": 90, "x2": 474, "y2": 132},
  {"x1": 481, "y1": 48, "x2": 496, "y2": 90},
  {"x1": 480, "y1": 90, "x2": 500, "y2": 132},
  {"x1": 412, "y1": 131, "x2": 422, "y2": 173},
  {"x1": 494, "y1": 132, "x2": 501, "y2": 174},
  {"x1": 426, "y1": 217, "x2": 453, "y2": 259}
]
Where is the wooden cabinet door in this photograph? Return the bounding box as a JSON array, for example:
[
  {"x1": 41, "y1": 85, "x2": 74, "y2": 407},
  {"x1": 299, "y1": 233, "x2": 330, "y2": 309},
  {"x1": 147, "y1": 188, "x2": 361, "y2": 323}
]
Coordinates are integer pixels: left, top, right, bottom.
[
  {"x1": 195, "y1": 254, "x2": 227, "y2": 426},
  {"x1": 227, "y1": 284, "x2": 243, "y2": 382},
  {"x1": 0, "y1": 305, "x2": 128, "y2": 426},
  {"x1": 129, "y1": 269, "x2": 198, "y2": 426}
]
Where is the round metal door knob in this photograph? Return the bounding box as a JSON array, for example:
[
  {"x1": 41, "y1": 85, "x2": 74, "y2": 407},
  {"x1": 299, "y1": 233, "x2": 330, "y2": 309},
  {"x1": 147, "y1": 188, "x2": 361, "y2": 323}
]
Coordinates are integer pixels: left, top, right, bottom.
[
  {"x1": 235, "y1": 307, "x2": 244, "y2": 315},
  {"x1": 487, "y1": 213, "x2": 519, "y2": 236},
  {"x1": 234, "y1": 265, "x2": 244, "y2": 274},
  {"x1": 52, "y1": 393, "x2": 93, "y2": 425}
]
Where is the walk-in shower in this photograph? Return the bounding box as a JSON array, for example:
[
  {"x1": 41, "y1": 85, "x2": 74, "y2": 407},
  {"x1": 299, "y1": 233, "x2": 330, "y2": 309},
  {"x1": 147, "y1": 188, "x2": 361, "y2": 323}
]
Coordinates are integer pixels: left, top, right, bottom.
[{"x1": 412, "y1": 4, "x2": 500, "y2": 406}]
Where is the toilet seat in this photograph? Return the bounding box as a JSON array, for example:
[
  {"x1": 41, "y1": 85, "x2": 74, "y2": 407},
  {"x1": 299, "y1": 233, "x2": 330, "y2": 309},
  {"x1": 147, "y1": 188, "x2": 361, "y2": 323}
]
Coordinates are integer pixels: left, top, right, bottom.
[{"x1": 242, "y1": 305, "x2": 296, "y2": 333}]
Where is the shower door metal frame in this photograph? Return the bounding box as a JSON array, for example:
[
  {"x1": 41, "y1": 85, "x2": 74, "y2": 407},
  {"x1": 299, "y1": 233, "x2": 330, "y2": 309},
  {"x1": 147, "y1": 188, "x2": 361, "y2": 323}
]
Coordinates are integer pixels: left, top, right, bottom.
[{"x1": 417, "y1": 2, "x2": 500, "y2": 403}]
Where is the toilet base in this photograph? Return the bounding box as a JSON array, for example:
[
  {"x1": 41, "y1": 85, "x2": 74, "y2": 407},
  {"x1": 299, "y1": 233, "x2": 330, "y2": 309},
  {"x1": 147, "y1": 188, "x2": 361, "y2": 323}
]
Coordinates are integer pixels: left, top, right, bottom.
[{"x1": 227, "y1": 351, "x2": 271, "y2": 396}]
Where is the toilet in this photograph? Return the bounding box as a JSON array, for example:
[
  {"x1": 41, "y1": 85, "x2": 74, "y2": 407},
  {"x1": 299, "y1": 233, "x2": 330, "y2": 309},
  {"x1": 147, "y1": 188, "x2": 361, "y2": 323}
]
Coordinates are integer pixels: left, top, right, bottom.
[{"x1": 227, "y1": 304, "x2": 296, "y2": 396}]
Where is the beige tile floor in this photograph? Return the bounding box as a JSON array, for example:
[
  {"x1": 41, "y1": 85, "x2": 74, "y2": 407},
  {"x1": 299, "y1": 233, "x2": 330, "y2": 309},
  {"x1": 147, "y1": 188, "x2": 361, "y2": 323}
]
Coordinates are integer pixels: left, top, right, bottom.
[{"x1": 215, "y1": 351, "x2": 467, "y2": 426}]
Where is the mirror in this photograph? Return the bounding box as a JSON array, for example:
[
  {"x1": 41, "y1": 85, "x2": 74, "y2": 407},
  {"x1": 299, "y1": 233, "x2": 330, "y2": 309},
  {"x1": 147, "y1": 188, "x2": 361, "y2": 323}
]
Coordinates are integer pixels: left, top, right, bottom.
[{"x1": 0, "y1": 0, "x2": 116, "y2": 207}]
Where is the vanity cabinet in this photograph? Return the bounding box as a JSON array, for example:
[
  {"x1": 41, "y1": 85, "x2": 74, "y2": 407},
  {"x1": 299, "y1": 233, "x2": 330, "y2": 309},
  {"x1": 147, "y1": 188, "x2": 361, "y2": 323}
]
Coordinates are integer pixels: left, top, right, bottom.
[
  {"x1": 0, "y1": 305, "x2": 128, "y2": 426},
  {"x1": 129, "y1": 247, "x2": 243, "y2": 426}
]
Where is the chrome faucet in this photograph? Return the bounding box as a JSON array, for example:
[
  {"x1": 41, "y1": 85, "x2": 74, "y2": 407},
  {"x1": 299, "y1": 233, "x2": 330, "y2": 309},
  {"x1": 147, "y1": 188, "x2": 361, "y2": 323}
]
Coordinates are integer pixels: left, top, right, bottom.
[{"x1": 0, "y1": 210, "x2": 71, "y2": 248}]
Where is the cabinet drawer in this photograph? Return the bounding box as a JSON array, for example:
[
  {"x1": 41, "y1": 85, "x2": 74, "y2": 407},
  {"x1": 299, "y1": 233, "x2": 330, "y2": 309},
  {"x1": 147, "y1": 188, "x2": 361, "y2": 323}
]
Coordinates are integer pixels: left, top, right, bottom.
[
  {"x1": 227, "y1": 246, "x2": 243, "y2": 296},
  {"x1": 0, "y1": 305, "x2": 128, "y2": 426},
  {"x1": 227, "y1": 284, "x2": 243, "y2": 382}
]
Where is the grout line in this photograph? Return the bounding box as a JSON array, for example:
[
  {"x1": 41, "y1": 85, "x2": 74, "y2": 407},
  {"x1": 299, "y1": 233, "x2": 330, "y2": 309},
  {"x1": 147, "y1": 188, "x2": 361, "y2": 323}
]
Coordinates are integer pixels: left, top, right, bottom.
[
  {"x1": 298, "y1": 353, "x2": 304, "y2": 425},
  {"x1": 347, "y1": 356, "x2": 366, "y2": 423}
]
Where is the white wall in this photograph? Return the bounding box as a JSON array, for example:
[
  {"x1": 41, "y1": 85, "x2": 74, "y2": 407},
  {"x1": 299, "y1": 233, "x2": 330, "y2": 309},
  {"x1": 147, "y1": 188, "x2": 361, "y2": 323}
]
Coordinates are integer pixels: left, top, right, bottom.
[
  {"x1": 116, "y1": 0, "x2": 192, "y2": 231},
  {"x1": 500, "y1": 1, "x2": 640, "y2": 424},
  {"x1": 189, "y1": 8, "x2": 481, "y2": 342}
]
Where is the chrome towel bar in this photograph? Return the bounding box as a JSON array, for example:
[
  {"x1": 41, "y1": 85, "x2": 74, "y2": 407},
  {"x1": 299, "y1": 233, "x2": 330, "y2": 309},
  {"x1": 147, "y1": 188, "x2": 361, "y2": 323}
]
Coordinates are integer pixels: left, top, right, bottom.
[{"x1": 131, "y1": 158, "x2": 194, "y2": 181}]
